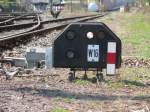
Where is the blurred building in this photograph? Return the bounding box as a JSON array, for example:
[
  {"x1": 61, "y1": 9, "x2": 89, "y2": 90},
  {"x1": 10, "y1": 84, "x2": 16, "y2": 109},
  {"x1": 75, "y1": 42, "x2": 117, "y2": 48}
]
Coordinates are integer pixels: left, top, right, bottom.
[
  {"x1": 16, "y1": 0, "x2": 33, "y2": 11},
  {"x1": 32, "y1": 0, "x2": 49, "y2": 12},
  {"x1": 87, "y1": 0, "x2": 135, "y2": 10},
  {"x1": 16, "y1": 0, "x2": 49, "y2": 12},
  {"x1": 16, "y1": 0, "x2": 135, "y2": 12}
]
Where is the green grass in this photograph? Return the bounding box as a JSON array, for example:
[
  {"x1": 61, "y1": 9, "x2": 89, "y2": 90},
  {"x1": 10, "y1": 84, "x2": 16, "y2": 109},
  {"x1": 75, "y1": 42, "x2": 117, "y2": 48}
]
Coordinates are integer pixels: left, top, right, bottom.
[
  {"x1": 99, "y1": 12, "x2": 150, "y2": 58},
  {"x1": 105, "y1": 79, "x2": 146, "y2": 89},
  {"x1": 54, "y1": 96, "x2": 75, "y2": 103},
  {"x1": 104, "y1": 67, "x2": 150, "y2": 89},
  {"x1": 100, "y1": 15, "x2": 114, "y2": 24},
  {"x1": 74, "y1": 79, "x2": 91, "y2": 86},
  {"x1": 52, "y1": 108, "x2": 71, "y2": 112},
  {"x1": 72, "y1": 67, "x2": 150, "y2": 89},
  {"x1": 119, "y1": 13, "x2": 150, "y2": 58},
  {"x1": 105, "y1": 80, "x2": 125, "y2": 89},
  {"x1": 121, "y1": 67, "x2": 150, "y2": 81}
]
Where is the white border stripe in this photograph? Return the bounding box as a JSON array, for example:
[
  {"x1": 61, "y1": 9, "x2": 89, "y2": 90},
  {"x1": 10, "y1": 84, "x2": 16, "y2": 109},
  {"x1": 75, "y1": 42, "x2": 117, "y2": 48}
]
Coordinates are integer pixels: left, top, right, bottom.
[
  {"x1": 106, "y1": 64, "x2": 116, "y2": 75},
  {"x1": 107, "y1": 42, "x2": 116, "y2": 53},
  {"x1": 107, "y1": 42, "x2": 116, "y2": 75}
]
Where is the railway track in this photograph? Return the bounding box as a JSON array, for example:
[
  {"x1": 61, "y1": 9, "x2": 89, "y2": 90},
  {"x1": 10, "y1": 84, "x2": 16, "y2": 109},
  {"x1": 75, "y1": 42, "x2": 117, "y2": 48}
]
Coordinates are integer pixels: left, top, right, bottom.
[
  {"x1": 0, "y1": 12, "x2": 38, "y2": 22},
  {"x1": 0, "y1": 14, "x2": 37, "y2": 26},
  {"x1": 0, "y1": 16, "x2": 14, "y2": 21},
  {"x1": 0, "y1": 12, "x2": 40, "y2": 16},
  {"x1": 0, "y1": 16, "x2": 36, "y2": 22},
  {"x1": 0, "y1": 14, "x2": 99, "y2": 36},
  {"x1": 0, "y1": 15, "x2": 41, "y2": 40},
  {"x1": 0, "y1": 14, "x2": 106, "y2": 43},
  {"x1": 0, "y1": 14, "x2": 101, "y2": 31}
]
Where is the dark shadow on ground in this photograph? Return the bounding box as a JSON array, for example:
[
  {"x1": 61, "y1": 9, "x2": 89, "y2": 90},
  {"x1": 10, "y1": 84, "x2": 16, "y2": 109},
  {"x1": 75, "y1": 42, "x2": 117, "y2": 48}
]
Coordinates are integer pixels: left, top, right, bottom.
[
  {"x1": 13, "y1": 87, "x2": 150, "y2": 101},
  {"x1": 104, "y1": 79, "x2": 147, "y2": 87},
  {"x1": 121, "y1": 80, "x2": 147, "y2": 87},
  {"x1": 75, "y1": 77, "x2": 148, "y2": 87}
]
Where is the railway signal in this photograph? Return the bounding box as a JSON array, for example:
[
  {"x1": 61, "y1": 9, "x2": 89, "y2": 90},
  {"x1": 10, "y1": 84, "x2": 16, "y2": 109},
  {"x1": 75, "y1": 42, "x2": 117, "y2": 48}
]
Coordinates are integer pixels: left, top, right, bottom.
[
  {"x1": 53, "y1": 22, "x2": 122, "y2": 81},
  {"x1": 50, "y1": 1, "x2": 64, "y2": 18}
]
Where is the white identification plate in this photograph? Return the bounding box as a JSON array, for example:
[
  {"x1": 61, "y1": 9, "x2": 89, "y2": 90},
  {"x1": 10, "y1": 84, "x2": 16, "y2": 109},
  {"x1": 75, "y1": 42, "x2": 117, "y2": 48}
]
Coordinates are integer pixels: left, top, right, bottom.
[{"x1": 87, "y1": 45, "x2": 99, "y2": 62}]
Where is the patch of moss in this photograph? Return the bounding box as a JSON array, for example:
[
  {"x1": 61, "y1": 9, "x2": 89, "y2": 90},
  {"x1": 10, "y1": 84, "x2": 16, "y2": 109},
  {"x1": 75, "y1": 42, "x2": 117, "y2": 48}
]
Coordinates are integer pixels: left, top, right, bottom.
[
  {"x1": 74, "y1": 79, "x2": 91, "y2": 86},
  {"x1": 54, "y1": 96, "x2": 75, "y2": 103},
  {"x1": 52, "y1": 108, "x2": 71, "y2": 112}
]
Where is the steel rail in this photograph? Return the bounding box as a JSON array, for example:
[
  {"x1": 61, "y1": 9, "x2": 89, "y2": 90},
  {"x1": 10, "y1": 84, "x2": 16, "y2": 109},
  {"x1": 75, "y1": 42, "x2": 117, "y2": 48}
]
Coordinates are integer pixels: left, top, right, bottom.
[
  {"x1": 0, "y1": 16, "x2": 36, "y2": 26},
  {"x1": 0, "y1": 14, "x2": 100, "y2": 31},
  {"x1": 0, "y1": 12, "x2": 40, "y2": 16},
  {"x1": 0, "y1": 14, "x2": 36, "y2": 26},
  {"x1": 0, "y1": 15, "x2": 26, "y2": 25},
  {"x1": 0, "y1": 14, "x2": 107, "y2": 42},
  {"x1": 0, "y1": 15, "x2": 100, "y2": 39},
  {"x1": 0, "y1": 15, "x2": 41, "y2": 41},
  {"x1": 0, "y1": 16, "x2": 15, "y2": 22},
  {"x1": 0, "y1": 16, "x2": 35, "y2": 19}
]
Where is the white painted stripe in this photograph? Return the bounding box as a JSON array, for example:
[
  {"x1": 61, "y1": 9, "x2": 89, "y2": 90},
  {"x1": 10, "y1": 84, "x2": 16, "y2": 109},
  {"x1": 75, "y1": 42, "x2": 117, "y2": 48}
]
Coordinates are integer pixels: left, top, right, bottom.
[
  {"x1": 107, "y1": 42, "x2": 116, "y2": 53},
  {"x1": 106, "y1": 64, "x2": 116, "y2": 75}
]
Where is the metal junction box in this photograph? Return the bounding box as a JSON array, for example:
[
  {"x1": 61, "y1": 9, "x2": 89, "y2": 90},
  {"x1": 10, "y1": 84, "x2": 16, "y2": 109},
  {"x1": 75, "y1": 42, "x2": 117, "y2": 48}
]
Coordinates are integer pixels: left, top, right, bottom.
[
  {"x1": 53, "y1": 22, "x2": 122, "y2": 73},
  {"x1": 26, "y1": 47, "x2": 53, "y2": 69},
  {"x1": 26, "y1": 47, "x2": 46, "y2": 68}
]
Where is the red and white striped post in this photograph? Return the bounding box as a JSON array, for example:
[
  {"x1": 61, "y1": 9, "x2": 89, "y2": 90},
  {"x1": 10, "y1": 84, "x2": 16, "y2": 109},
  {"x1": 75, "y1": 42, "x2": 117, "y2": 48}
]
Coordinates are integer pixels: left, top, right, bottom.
[{"x1": 106, "y1": 42, "x2": 116, "y2": 75}]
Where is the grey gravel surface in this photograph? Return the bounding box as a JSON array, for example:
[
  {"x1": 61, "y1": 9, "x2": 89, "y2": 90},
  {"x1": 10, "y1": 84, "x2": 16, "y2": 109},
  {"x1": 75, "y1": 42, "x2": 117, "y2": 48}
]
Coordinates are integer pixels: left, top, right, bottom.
[
  {"x1": 0, "y1": 68, "x2": 149, "y2": 112},
  {"x1": 6, "y1": 30, "x2": 61, "y2": 57}
]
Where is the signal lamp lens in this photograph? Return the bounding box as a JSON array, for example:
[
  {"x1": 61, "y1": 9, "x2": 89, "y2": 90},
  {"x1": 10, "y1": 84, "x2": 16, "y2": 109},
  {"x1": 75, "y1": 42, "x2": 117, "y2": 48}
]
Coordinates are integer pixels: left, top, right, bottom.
[
  {"x1": 66, "y1": 31, "x2": 75, "y2": 40},
  {"x1": 66, "y1": 50, "x2": 75, "y2": 59},
  {"x1": 98, "y1": 31, "x2": 105, "y2": 39},
  {"x1": 87, "y1": 32, "x2": 94, "y2": 39}
]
